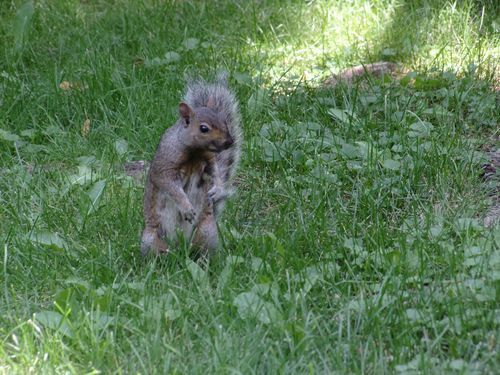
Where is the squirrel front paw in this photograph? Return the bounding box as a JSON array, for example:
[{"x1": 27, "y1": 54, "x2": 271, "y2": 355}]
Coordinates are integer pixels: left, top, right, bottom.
[
  {"x1": 208, "y1": 186, "x2": 227, "y2": 204},
  {"x1": 181, "y1": 205, "x2": 197, "y2": 223}
]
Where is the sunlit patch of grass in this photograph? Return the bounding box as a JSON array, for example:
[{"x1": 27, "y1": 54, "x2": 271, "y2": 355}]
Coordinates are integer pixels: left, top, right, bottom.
[{"x1": 239, "y1": 0, "x2": 499, "y2": 83}]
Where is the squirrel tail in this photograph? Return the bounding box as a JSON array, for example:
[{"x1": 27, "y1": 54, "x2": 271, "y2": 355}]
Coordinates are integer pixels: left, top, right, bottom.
[
  {"x1": 184, "y1": 72, "x2": 241, "y2": 140},
  {"x1": 184, "y1": 73, "x2": 242, "y2": 182}
]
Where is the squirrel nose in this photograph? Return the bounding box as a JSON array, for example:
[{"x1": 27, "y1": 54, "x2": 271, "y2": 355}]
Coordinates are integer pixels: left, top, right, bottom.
[{"x1": 224, "y1": 136, "x2": 234, "y2": 148}]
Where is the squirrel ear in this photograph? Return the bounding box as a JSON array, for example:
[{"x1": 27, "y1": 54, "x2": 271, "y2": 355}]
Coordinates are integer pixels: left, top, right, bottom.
[{"x1": 179, "y1": 102, "x2": 194, "y2": 127}]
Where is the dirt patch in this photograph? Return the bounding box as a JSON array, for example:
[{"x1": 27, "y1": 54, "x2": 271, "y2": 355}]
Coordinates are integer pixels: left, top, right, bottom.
[
  {"x1": 481, "y1": 142, "x2": 500, "y2": 228},
  {"x1": 323, "y1": 61, "x2": 405, "y2": 87}
]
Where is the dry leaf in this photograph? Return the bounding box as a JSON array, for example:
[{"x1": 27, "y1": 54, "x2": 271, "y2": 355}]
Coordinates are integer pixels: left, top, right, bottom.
[
  {"x1": 82, "y1": 119, "x2": 91, "y2": 137},
  {"x1": 59, "y1": 81, "x2": 72, "y2": 90},
  {"x1": 59, "y1": 81, "x2": 88, "y2": 91},
  {"x1": 133, "y1": 57, "x2": 144, "y2": 67}
]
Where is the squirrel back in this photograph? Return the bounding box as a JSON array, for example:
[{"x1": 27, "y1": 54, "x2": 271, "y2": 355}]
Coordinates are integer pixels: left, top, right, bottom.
[{"x1": 184, "y1": 73, "x2": 242, "y2": 183}]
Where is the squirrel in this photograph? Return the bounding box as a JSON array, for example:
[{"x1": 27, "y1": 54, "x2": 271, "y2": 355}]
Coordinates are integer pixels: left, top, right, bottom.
[{"x1": 141, "y1": 74, "x2": 242, "y2": 257}]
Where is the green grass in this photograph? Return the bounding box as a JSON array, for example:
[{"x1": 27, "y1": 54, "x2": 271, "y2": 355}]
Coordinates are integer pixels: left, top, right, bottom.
[{"x1": 1, "y1": 0, "x2": 499, "y2": 373}]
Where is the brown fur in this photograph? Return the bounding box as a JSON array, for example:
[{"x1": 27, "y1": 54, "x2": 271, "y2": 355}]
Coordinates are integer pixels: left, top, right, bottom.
[{"x1": 141, "y1": 83, "x2": 241, "y2": 257}]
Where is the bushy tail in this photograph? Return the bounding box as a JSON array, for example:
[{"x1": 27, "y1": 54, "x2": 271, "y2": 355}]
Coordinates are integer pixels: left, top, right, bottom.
[{"x1": 184, "y1": 73, "x2": 242, "y2": 183}]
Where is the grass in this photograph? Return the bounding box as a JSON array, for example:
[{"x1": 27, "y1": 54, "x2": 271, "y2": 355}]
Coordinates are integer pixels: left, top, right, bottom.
[{"x1": 1, "y1": 0, "x2": 499, "y2": 373}]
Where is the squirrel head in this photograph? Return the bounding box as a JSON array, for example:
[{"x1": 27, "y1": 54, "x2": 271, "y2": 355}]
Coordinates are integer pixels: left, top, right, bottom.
[{"x1": 179, "y1": 102, "x2": 234, "y2": 152}]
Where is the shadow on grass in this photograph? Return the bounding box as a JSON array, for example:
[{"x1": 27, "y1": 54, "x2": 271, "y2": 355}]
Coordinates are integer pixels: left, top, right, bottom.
[{"x1": 370, "y1": 0, "x2": 499, "y2": 70}]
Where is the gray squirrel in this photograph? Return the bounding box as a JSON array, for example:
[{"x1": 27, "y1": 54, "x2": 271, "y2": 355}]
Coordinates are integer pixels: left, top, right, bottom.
[{"x1": 141, "y1": 74, "x2": 242, "y2": 256}]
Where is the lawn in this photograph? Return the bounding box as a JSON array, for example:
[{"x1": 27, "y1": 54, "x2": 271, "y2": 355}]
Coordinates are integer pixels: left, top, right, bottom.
[{"x1": 0, "y1": 0, "x2": 499, "y2": 373}]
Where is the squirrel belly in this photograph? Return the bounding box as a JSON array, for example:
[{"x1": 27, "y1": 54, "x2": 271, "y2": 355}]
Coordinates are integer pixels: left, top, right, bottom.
[{"x1": 141, "y1": 74, "x2": 242, "y2": 257}]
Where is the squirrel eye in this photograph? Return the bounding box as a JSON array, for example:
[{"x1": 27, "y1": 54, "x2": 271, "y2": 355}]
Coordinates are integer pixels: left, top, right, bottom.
[{"x1": 200, "y1": 124, "x2": 210, "y2": 133}]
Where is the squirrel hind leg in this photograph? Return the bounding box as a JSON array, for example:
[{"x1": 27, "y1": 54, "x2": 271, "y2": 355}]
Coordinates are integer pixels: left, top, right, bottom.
[
  {"x1": 192, "y1": 210, "x2": 219, "y2": 258},
  {"x1": 141, "y1": 227, "x2": 169, "y2": 256}
]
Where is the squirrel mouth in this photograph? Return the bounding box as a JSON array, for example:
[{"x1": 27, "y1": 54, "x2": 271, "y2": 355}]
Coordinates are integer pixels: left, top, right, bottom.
[{"x1": 209, "y1": 143, "x2": 229, "y2": 152}]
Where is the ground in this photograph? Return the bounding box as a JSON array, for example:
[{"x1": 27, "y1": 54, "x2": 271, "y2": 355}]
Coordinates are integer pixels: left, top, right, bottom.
[{"x1": 0, "y1": 1, "x2": 499, "y2": 373}]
